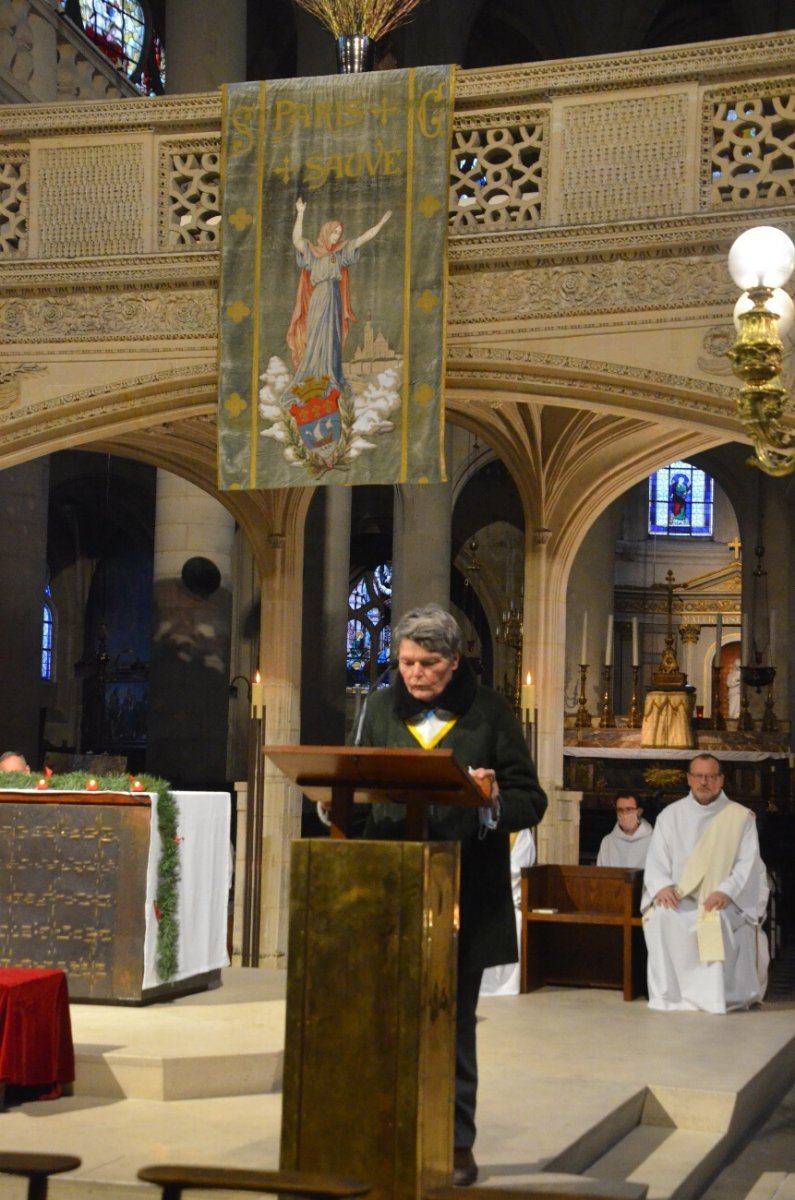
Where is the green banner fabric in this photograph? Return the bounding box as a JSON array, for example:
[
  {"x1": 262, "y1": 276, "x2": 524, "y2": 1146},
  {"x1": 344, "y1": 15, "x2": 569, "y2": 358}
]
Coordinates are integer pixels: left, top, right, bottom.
[{"x1": 218, "y1": 66, "x2": 454, "y2": 490}]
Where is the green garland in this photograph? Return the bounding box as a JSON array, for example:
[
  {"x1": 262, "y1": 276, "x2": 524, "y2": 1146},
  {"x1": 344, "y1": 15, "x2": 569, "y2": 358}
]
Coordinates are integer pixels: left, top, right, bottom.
[{"x1": 2, "y1": 771, "x2": 180, "y2": 981}]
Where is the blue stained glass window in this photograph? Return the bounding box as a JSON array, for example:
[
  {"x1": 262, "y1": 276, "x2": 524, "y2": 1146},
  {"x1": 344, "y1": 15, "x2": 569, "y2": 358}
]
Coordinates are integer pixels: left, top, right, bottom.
[
  {"x1": 42, "y1": 586, "x2": 53, "y2": 680},
  {"x1": 347, "y1": 564, "x2": 392, "y2": 687},
  {"x1": 648, "y1": 461, "x2": 713, "y2": 537}
]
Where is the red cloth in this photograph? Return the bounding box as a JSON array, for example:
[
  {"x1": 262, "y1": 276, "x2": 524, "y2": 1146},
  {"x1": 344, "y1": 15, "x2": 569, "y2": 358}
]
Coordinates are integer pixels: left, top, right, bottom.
[{"x1": 0, "y1": 969, "x2": 75, "y2": 1086}]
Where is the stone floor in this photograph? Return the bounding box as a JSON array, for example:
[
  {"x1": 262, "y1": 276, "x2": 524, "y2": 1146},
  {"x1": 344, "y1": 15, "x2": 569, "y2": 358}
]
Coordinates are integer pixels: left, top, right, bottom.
[{"x1": 0, "y1": 965, "x2": 792, "y2": 1200}]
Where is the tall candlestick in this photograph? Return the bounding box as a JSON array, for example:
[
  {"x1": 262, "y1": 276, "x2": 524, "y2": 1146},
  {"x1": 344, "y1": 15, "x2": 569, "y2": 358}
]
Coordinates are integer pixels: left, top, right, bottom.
[
  {"x1": 604, "y1": 614, "x2": 613, "y2": 668},
  {"x1": 631, "y1": 616, "x2": 639, "y2": 668},
  {"x1": 251, "y1": 669, "x2": 264, "y2": 719},
  {"x1": 580, "y1": 611, "x2": 588, "y2": 664},
  {"x1": 521, "y1": 671, "x2": 536, "y2": 718}
]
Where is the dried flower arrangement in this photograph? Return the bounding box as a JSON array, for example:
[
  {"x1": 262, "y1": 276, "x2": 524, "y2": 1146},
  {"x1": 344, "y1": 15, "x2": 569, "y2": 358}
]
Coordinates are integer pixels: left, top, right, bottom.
[{"x1": 292, "y1": 0, "x2": 426, "y2": 39}]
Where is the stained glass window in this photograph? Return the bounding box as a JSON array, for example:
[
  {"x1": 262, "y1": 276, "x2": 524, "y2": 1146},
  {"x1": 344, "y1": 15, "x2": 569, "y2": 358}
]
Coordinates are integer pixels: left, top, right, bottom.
[
  {"x1": 347, "y1": 564, "x2": 392, "y2": 688},
  {"x1": 42, "y1": 586, "x2": 53, "y2": 681},
  {"x1": 648, "y1": 461, "x2": 713, "y2": 537},
  {"x1": 58, "y1": 0, "x2": 166, "y2": 95}
]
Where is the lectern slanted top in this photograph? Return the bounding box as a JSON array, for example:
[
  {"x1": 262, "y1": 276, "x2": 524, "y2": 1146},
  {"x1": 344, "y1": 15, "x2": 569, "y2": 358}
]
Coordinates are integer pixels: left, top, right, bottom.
[{"x1": 264, "y1": 744, "x2": 486, "y2": 838}]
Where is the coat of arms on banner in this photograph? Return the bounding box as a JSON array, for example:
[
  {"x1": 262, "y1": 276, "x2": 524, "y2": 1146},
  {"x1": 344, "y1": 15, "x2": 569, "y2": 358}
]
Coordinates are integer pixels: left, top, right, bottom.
[{"x1": 218, "y1": 66, "x2": 454, "y2": 490}]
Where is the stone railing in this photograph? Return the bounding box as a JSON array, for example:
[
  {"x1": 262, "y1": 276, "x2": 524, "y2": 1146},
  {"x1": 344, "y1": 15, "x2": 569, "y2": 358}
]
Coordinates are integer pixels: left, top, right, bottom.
[
  {"x1": 0, "y1": 0, "x2": 136, "y2": 105},
  {"x1": 2, "y1": 30, "x2": 795, "y2": 263}
]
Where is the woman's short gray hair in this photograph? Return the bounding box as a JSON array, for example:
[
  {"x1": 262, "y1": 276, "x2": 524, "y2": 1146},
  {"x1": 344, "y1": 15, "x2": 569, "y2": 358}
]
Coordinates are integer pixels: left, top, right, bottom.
[{"x1": 393, "y1": 604, "x2": 462, "y2": 659}]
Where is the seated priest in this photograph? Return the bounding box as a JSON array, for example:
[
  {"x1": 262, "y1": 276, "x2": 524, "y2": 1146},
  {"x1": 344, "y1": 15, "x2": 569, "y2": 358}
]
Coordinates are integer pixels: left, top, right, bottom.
[
  {"x1": 356, "y1": 604, "x2": 547, "y2": 1186},
  {"x1": 0, "y1": 751, "x2": 31, "y2": 774},
  {"x1": 641, "y1": 753, "x2": 769, "y2": 1013},
  {"x1": 597, "y1": 794, "x2": 653, "y2": 868}
]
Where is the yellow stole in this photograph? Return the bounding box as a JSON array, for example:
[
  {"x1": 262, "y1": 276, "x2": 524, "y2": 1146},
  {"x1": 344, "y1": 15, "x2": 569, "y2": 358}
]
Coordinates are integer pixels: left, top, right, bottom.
[{"x1": 676, "y1": 800, "x2": 750, "y2": 962}]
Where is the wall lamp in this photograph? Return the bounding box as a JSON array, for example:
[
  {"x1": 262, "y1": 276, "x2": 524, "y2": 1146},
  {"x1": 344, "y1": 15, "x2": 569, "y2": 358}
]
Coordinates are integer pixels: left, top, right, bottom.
[{"x1": 728, "y1": 225, "x2": 795, "y2": 476}]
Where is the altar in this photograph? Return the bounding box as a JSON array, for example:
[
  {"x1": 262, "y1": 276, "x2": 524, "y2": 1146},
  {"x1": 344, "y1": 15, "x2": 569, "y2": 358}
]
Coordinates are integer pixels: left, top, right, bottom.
[{"x1": 0, "y1": 789, "x2": 230, "y2": 1004}]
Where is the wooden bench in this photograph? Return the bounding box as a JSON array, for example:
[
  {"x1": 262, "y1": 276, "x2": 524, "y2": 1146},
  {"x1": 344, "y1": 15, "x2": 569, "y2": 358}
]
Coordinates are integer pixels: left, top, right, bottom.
[{"x1": 520, "y1": 865, "x2": 645, "y2": 1001}]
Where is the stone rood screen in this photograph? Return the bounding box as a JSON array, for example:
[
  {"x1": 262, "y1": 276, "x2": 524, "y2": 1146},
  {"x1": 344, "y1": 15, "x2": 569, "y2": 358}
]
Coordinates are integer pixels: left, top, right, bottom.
[{"x1": 218, "y1": 67, "x2": 455, "y2": 490}]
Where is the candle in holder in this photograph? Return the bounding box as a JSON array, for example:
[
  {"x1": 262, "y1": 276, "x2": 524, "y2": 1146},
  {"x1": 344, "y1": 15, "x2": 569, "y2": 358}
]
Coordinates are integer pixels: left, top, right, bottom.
[
  {"x1": 86, "y1": 777, "x2": 99, "y2": 791},
  {"x1": 521, "y1": 672, "x2": 536, "y2": 719},
  {"x1": 251, "y1": 669, "x2": 264, "y2": 719},
  {"x1": 130, "y1": 778, "x2": 144, "y2": 793},
  {"x1": 35, "y1": 777, "x2": 48, "y2": 790},
  {"x1": 631, "y1": 616, "x2": 639, "y2": 668},
  {"x1": 580, "y1": 611, "x2": 588, "y2": 664},
  {"x1": 604, "y1": 614, "x2": 613, "y2": 667}
]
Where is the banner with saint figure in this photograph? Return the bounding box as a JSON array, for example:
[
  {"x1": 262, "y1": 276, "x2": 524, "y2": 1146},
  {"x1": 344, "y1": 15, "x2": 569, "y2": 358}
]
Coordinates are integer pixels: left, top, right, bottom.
[{"x1": 218, "y1": 66, "x2": 455, "y2": 490}]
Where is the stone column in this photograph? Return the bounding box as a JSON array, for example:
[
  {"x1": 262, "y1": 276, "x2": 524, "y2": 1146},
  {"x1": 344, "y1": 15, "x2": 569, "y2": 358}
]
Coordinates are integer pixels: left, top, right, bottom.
[
  {"x1": 391, "y1": 481, "x2": 452, "y2": 621},
  {"x1": 301, "y1": 488, "x2": 352, "y2": 746},
  {"x1": 0, "y1": 458, "x2": 50, "y2": 764},
  {"x1": 259, "y1": 517, "x2": 306, "y2": 966},
  {"x1": 147, "y1": 472, "x2": 235, "y2": 785},
  {"x1": 165, "y1": 0, "x2": 246, "y2": 93}
]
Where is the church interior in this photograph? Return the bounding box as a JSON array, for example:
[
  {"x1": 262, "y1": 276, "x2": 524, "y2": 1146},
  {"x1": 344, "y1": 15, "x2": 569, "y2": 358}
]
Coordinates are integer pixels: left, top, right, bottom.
[{"x1": 2, "y1": 0, "x2": 795, "y2": 1197}]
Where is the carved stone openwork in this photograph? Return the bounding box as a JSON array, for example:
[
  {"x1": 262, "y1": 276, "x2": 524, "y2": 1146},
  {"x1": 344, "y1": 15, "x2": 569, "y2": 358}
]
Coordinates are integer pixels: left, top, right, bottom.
[
  {"x1": 160, "y1": 138, "x2": 222, "y2": 250},
  {"x1": 707, "y1": 85, "x2": 795, "y2": 208},
  {"x1": 0, "y1": 151, "x2": 28, "y2": 257},
  {"x1": 449, "y1": 115, "x2": 546, "y2": 231}
]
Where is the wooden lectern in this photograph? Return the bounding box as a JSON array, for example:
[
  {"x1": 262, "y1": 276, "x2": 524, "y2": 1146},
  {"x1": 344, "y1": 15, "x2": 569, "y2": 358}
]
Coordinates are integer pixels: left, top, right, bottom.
[{"x1": 266, "y1": 746, "x2": 486, "y2": 1200}]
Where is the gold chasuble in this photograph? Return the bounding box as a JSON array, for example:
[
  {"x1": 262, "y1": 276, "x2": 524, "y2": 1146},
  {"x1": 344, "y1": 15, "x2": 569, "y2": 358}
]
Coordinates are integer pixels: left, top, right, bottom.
[{"x1": 218, "y1": 67, "x2": 455, "y2": 490}]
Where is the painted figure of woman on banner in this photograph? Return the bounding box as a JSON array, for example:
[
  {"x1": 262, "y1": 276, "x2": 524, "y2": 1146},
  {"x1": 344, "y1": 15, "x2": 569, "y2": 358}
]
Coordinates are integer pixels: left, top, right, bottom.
[{"x1": 258, "y1": 198, "x2": 398, "y2": 478}]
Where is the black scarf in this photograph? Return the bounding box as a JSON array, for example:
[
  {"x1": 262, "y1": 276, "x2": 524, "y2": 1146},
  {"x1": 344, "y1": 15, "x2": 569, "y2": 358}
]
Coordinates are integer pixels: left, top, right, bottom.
[{"x1": 392, "y1": 656, "x2": 479, "y2": 720}]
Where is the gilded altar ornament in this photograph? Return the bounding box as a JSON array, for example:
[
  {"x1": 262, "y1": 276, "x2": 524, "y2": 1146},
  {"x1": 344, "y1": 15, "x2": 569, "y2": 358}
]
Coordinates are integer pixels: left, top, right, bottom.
[{"x1": 728, "y1": 225, "x2": 795, "y2": 476}]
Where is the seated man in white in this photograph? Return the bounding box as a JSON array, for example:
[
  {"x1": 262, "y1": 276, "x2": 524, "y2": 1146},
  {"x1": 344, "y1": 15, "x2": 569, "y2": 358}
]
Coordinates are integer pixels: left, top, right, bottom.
[
  {"x1": 480, "y1": 827, "x2": 535, "y2": 996},
  {"x1": 642, "y1": 753, "x2": 769, "y2": 1013},
  {"x1": 597, "y1": 794, "x2": 652, "y2": 868}
]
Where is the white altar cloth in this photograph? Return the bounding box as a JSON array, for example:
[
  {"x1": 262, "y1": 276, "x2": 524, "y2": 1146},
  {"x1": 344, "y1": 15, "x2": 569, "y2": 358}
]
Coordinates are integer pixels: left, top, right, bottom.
[{"x1": 144, "y1": 790, "x2": 231, "y2": 990}]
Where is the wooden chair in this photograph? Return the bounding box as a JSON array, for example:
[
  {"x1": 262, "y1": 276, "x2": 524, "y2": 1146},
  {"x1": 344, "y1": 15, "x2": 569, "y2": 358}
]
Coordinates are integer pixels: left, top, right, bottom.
[
  {"x1": 137, "y1": 1165, "x2": 371, "y2": 1200},
  {"x1": 0, "y1": 1152, "x2": 81, "y2": 1200}
]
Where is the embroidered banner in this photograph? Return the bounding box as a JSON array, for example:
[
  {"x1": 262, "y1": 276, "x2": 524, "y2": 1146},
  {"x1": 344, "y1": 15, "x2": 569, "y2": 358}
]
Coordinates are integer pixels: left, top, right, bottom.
[{"x1": 218, "y1": 66, "x2": 454, "y2": 490}]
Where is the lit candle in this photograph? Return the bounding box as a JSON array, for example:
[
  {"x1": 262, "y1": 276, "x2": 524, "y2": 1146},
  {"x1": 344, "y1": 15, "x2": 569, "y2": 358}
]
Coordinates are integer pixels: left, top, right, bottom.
[
  {"x1": 521, "y1": 671, "x2": 536, "y2": 720},
  {"x1": 35, "y1": 777, "x2": 48, "y2": 790},
  {"x1": 605, "y1": 614, "x2": 613, "y2": 667},
  {"x1": 741, "y1": 612, "x2": 749, "y2": 667},
  {"x1": 632, "y1": 617, "x2": 639, "y2": 668},
  {"x1": 251, "y1": 669, "x2": 264, "y2": 719},
  {"x1": 580, "y1": 611, "x2": 588, "y2": 664},
  {"x1": 130, "y1": 778, "x2": 144, "y2": 793},
  {"x1": 86, "y1": 777, "x2": 98, "y2": 791}
]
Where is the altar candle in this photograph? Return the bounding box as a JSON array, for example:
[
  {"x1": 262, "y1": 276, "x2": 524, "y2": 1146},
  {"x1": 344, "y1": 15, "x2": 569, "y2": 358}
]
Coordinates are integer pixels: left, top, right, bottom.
[
  {"x1": 130, "y1": 778, "x2": 144, "y2": 793},
  {"x1": 631, "y1": 617, "x2": 639, "y2": 668},
  {"x1": 86, "y1": 777, "x2": 98, "y2": 791},
  {"x1": 580, "y1": 611, "x2": 588, "y2": 664},
  {"x1": 521, "y1": 672, "x2": 536, "y2": 720},
  {"x1": 35, "y1": 777, "x2": 48, "y2": 790},
  {"x1": 604, "y1": 614, "x2": 613, "y2": 667},
  {"x1": 251, "y1": 669, "x2": 264, "y2": 719}
]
